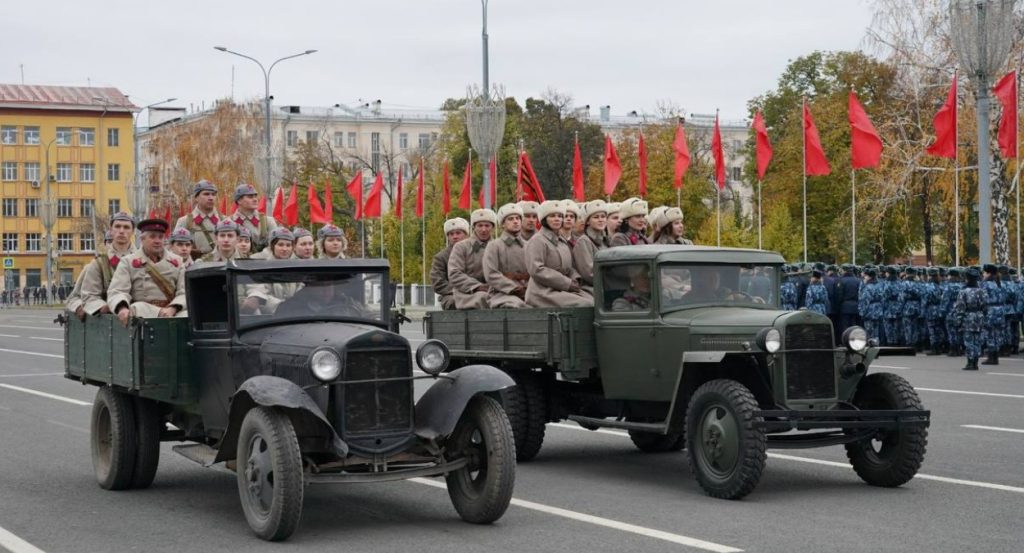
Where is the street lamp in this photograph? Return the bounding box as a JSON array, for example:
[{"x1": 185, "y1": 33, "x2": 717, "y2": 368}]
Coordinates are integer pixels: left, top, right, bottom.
[
  {"x1": 465, "y1": 0, "x2": 505, "y2": 209},
  {"x1": 39, "y1": 137, "x2": 57, "y2": 304},
  {"x1": 213, "y1": 46, "x2": 317, "y2": 215},
  {"x1": 131, "y1": 98, "x2": 176, "y2": 217}
]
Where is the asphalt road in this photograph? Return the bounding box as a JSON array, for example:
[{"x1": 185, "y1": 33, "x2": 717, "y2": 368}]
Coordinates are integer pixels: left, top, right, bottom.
[{"x1": 0, "y1": 308, "x2": 1022, "y2": 553}]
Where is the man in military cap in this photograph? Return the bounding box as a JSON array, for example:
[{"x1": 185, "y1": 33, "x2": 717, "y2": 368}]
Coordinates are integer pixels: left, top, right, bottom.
[
  {"x1": 834, "y1": 264, "x2": 861, "y2": 337},
  {"x1": 980, "y1": 264, "x2": 1004, "y2": 365},
  {"x1": 65, "y1": 212, "x2": 136, "y2": 321},
  {"x1": 168, "y1": 228, "x2": 196, "y2": 269},
  {"x1": 236, "y1": 227, "x2": 252, "y2": 259},
  {"x1": 941, "y1": 268, "x2": 965, "y2": 356},
  {"x1": 858, "y1": 267, "x2": 884, "y2": 343},
  {"x1": 230, "y1": 183, "x2": 278, "y2": 253},
  {"x1": 998, "y1": 265, "x2": 1017, "y2": 354},
  {"x1": 880, "y1": 266, "x2": 904, "y2": 346},
  {"x1": 953, "y1": 267, "x2": 989, "y2": 370},
  {"x1": 107, "y1": 219, "x2": 186, "y2": 326},
  {"x1": 431, "y1": 218, "x2": 469, "y2": 310},
  {"x1": 174, "y1": 179, "x2": 224, "y2": 259},
  {"x1": 448, "y1": 209, "x2": 497, "y2": 309},
  {"x1": 900, "y1": 267, "x2": 924, "y2": 351},
  {"x1": 200, "y1": 220, "x2": 242, "y2": 262},
  {"x1": 923, "y1": 267, "x2": 945, "y2": 355},
  {"x1": 518, "y1": 201, "x2": 540, "y2": 241},
  {"x1": 780, "y1": 266, "x2": 798, "y2": 311},
  {"x1": 483, "y1": 203, "x2": 529, "y2": 308}
]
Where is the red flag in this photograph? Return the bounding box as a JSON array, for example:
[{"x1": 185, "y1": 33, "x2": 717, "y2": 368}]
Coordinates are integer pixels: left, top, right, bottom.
[
  {"x1": 346, "y1": 173, "x2": 363, "y2": 220},
  {"x1": 163, "y1": 205, "x2": 172, "y2": 235},
  {"x1": 477, "y1": 157, "x2": 497, "y2": 207},
  {"x1": 672, "y1": 124, "x2": 690, "y2": 189},
  {"x1": 712, "y1": 115, "x2": 726, "y2": 189},
  {"x1": 926, "y1": 75, "x2": 958, "y2": 159},
  {"x1": 442, "y1": 160, "x2": 451, "y2": 215},
  {"x1": 803, "y1": 102, "x2": 831, "y2": 176},
  {"x1": 415, "y1": 158, "x2": 425, "y2": 218},
  {"x1": 572, "y1": 139, "x2": 585, "y2": 201},
  {"x1": 753, "y1": 111, "x2": 772, "y2": 180},
  {"x1": 848, "y1": 92, "x2": 882, "y2": 169},
  {"x1": 179, "y1": 200, "x2": 189, "y2": 218},
  {"x1": 363, "y1": 173, "x2": 384, "y2": 218},
  {"x1": 638, "y1": 133, "x2": 648, "y2": 197},
  {"x1": 257, "y1": 195, "x2": 267, "y2": 215},
  {"x1": 218, "y1": 193, "x2": 228, "y2": 216},
  {"x1": 517, "y1": 151, "x2": 546, "y2": 203},
  {"x1": 395, "y1": 170, "x2": 404, "y2": 219},
  {"x1": 994, "y1": 71, "x2": 1018, "y2": 159},
  {"x1": 308, "y1": 179, "x2": 329, "y2": 224},
  {"x1": 323, "y1": 178, "x2": 333, "y2": 223},
  {"x1": 458, "y1": 157, "x2": 472, "y2": 209},
  {"x1": 284, "y1": 182, "x2": 299, "y2": 226},
  {"x1": 272, "y1": 187, "x2": 284, "y2": 221},
  {"x1": 603, "y1": 135, "x2": 622, "y2": 196}
]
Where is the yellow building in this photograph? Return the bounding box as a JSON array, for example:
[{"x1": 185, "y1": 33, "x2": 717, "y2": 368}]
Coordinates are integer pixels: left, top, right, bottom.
[{"x1": 0, "y1": 85, "x2": 136, "y2": 292}]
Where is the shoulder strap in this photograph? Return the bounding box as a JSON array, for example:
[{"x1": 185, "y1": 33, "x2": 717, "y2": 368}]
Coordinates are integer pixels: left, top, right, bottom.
[
  {"x1": 144, "y1": 262, "x2": 177, "y2": 303},
  {"x1": 97, "y1": 256, "x2": 113, "y2": 293}
]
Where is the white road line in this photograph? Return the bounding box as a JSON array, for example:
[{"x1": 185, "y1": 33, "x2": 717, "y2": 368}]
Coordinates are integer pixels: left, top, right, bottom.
[
  {"x1": 987, "y1": 372, "x2": 1024, "y2": 377},
  {"x1": 0, "y1": 334, "x2": 21, "y2": 338},
  {"x1": 872, "y1": 365, "x2": 910, "y2": 370},
  {"x1": 547, "y1": 422, "x2": 1024, "y2": 495},
  {"x1": 916, "y1": 387, "x2": 1024, "y2": 399},
  {"x1": 551, "y1": 422, "x2": 629, "y2": 437},
  {"x1": 410, "y1": 478, "x2": 742, "y2": 553},
  {"x1": 0, "y1": 348, "x2": 62, "y2": 359},
  {"x1": 0, "y1": 325, "x2": 60, "y2": 332},
  {"x1": 0, "y1": 524, "x2": 47, "y2": 553},
  {"x1": 0, "y1": 373, "x2": 63, "y2": 378},
  {"x1": 28, "y1": 337, "x2": 62, "y2": 342},
  {"x1": 962, "y1": 424, "x2": 1024, "y2": 435},
  {"x1": 0, "y1": 384, "x2": 91, "y2": 406}
]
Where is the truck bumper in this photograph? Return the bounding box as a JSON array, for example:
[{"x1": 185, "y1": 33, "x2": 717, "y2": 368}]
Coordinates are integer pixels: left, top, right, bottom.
[{"x1": 754, "y1": 408, "x2": 931, "y2": 449}]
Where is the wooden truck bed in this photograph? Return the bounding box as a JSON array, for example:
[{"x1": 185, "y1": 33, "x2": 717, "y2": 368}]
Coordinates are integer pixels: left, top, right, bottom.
[{"x1": 423, "y1": 307, "x2": 598, "y2": 381}]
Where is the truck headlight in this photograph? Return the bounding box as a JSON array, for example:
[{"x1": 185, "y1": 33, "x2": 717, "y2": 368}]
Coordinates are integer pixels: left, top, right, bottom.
[
  {"x1": 842, "y1": 326, "x2": 869, "y2": 353},
  {"x1": 756, "y1": 328, "x2": 782, "y2": 353},
  {"x1": 309, "y1": 348, "x2": 342, "y2": 381},
  {"x1": 416, "y1": 340, "x2": 450, "y2": 376}
]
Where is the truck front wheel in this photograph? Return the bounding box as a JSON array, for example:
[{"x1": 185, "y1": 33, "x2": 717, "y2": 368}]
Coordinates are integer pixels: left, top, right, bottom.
[
  {"x1": 445, "y1": 395, "x2": 516, "y2": 524},
  {"x1": 844, "y1": 373, "x2": 928, "y2": 487},
  {"x1": 236, "y1": 407, "x2": 304, "y2": 541},
  {"x1": 91, "y1": 386, "x2": 138, "y2": 491},
  {"x1": 685, "y1": 379, "x2": 766, "y2": 499}
]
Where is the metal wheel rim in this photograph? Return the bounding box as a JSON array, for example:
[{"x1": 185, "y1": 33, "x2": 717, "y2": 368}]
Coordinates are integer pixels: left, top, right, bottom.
[
  {"x1": 696, "y1": 403, "x2": 740, "y2": 481},
  {"x1": 243, "y1": 433, "x2": 274, "y2": 516},
  {"x1": 454, "y1": 428, "x2": 488, "y2": 496},
  {"x1": 95, "y1": 403, "x2": 112, "y2": 472}
]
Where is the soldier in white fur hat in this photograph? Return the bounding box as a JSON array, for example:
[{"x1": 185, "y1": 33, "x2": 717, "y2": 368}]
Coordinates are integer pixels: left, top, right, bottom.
[
  {"x1": 447, "y1": 208, "x2": 497, "y2": 309},
  {"x1": 431, "y1": 218, "x2": 469, "y2": 310},
  {"x1": 610, "y1": 197, "x2": 650, "y2": 247},
  {"x1": 483, "y1": 203, "x2": 529, "y2": 308},
  {"x1": 524, "y1": 200, "x2": 592, "y2": 307},
  {"x1": 573, "y1": 199, "x2": 611, "y2": 291},
  {"x1": 518, "y1": 200, "x2": 540, "y2": 241},
  {"x1": 651, "y1": 206, "x2": 693, "y2": 245}
]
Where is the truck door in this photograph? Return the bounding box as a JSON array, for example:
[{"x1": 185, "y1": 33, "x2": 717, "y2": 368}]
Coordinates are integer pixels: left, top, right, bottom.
[{"x1": 594, "y1": 262, "x2": 660, "y2": 401}]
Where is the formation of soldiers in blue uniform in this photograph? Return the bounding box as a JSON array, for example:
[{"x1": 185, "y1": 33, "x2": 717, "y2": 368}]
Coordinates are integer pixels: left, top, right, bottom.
[{"x1": 779, "y1": 262, "x2": 1020, "y2": 371}]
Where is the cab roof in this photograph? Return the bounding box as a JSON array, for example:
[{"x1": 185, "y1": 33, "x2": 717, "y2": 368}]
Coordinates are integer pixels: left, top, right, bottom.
[
  {"x1": 594, "y1": 245, "x2": 785, "y2": 265},
  {"x1": 185, "y1": 258, "x2": 390, "y2": 279}
]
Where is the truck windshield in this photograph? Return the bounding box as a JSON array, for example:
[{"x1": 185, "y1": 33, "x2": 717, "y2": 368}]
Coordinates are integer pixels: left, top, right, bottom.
[
  {"x1": 659, "y1": 263, "x2": 779, "y2": 311},
  {"x1": 235, "y1": 271, "x2": 385, "y2": 326}
]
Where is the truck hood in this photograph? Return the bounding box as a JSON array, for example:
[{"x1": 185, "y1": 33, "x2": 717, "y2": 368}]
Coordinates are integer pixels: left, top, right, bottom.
[
  {"x1": 238, "y1": 321, "x2": 409, "y2": 356},
  {"x1": 663, "y1": 306, "x2": 789, "y2": 330}
]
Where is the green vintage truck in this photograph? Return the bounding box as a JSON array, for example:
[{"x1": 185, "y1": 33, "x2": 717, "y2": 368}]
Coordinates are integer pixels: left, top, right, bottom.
[{"x1": 425, "y1": 245, "x2": 930, "y2": 499}]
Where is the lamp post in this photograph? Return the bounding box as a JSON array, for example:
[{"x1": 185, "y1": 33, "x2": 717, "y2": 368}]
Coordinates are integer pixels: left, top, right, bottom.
[
  {"x1": 465, "y1": 0, "x2": 505, "y2": 209},
  {"x1": 39, "y1": 137, "x2": 57, "y2": 304},
  {"x1": 213, "y1": 46, "x2": 317, "y2": 215},
  {"x1": 132, "y1": 98, "x2": 176, "y2": 217}
]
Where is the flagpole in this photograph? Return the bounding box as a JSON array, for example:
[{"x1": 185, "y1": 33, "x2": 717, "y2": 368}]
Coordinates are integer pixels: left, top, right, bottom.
[
  {"x1": 757, "y1": 179, "x2": 762, "y2": 249},
  {"x1": 802, "y1": 99, "x2": 808, "y2": 264},
  {"x1": 954, "y1": 73, "x2": 960, "y2": 267},
  {"x1": 716, "y1": 184, "x2": 721, "y2": 247},
  {"x1": 360, "y1": 221, "x2": 365, "y2": 258},
  {"x1": 851, "y1": 168, "x2": 857, "y2": 265},
  {"x1": 1015, "y1": 67, "x2": 1021, "y2": 272}
]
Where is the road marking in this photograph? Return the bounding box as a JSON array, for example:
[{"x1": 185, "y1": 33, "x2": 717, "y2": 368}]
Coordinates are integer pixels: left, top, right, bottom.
[
  {"x1": 0, "y1": 333, "x2": 21, "y2": 338},
  {"x1": 28, "y1": 336, "x2": 62, "y2": 342},
  {"x1": 0, "y1": 325, "x2": 60, "y2": 332},
  {"x1": 410, "y1": 478, "x2": 742, "y2": 553},
  {"x1": 0, "y1": 384, "x2": 90, "y2": 406},
  {"x1": 551, "y1": 422, "x2": 629, "y2": 437},
  {"x1": 0, "y1": 524, "x2": 46, "y2": 553},
  {"x1": 916, "y1": 387, "x2": 1024, "y2": 399},
  {"x1": 962, "y1": 424, "x2": 1024, "y2": 435},
  {"x1": 872, "y1": 364, "x2": 910, "y2": 370},
  {"x1": 987, "y1": 372, "x2": 1024, "y2": 377},
  {"x1": 0, "y1": 373, "x2": 63, "y2": 378},
  {"x1": 0, "y1": 348, "x2": 62, "y2": 359}
]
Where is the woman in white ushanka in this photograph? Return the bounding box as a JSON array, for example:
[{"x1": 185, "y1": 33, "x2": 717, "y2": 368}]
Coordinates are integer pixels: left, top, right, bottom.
[
  {"x1": 572, "y1": 199, "x2": 610, "y2": 292},
  {"x1": 651, "y1": 207, "x2": 694, "y2": 245},
  {"x1": 609, "y1": 197, "x2": 650, "y2": 247},
  {"x1": 524, "y1": 200, "x2": 593, "y2": 307}
]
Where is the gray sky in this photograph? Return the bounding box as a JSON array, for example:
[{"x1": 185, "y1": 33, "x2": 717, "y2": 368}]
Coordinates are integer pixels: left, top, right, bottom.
[{"x1": 7, "y1": 0, "x2": 874, "y2": 122}]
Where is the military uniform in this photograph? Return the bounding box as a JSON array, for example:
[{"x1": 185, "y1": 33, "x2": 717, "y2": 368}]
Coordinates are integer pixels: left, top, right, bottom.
[
  {"x1": 923, "y1": 270, "x2": 945, "y2": 354},
  {"x1": 65, "y1": 245, "x2": 134, "y2": 315},
  {"x1": 430, "y1": 244, "x2": 457, "y2": 310},
  {"x1": 107, "y1": 248, "x2": 187, "y2": 318},
  {"x1": 881, "y1": 271, "x2": 904, "y2": 346},
  {"x1": 803, "y1": 279, "x2": 829, "y2": 315},
  {"x1": 611, "y1": 289, "x2": 651, "y2": 311},
  {"x1": 900, "y1": 270, "x2": 923, "y2": 348},
  {"x1": 780, "y1": 269, "x2": 798, "y2": 311},
  {"x1": 941, "y1": 271, "x2": 965, "y2": 356},
  {"x1": 859, "y1": 272, "x2": 884, "y2": 343},
  {"x1": 609, "y1": 197, "x2": 649, "y2": 247},
  {"x1": 448, "y1": 237, "x2": 492, "y2": 310},
  {"x1": 980, "y1": 267, "x2": 1004, "y2": 363},
  {"x1": 483, "y1": 233, "x2": 529, "y2": 309},
  {"x1": 834, "y1": 267, "x2": 861, "y2": 337},
  {"x1": 525, "y1": 227, "x2": 592, "y2": 307},
  {"x1": 230, "y1": 183, "x2": 278, "y2": 253},
  {"x1": 953, "y1": 272, "x2": 988, "y2": 370}
]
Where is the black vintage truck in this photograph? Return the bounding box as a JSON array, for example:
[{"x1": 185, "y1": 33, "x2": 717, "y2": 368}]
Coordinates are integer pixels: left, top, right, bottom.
[
  {"x1": 426, "y1": 245, "x2": 930, "y2": 499},
  {"x1": 62, "y1": 259, "x2": 516, "y2": 541}
]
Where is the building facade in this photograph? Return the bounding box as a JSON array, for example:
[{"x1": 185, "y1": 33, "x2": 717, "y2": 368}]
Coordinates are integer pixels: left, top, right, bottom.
[{"x1": 0, "y1": 85, "x2": 136, "y2": 292}]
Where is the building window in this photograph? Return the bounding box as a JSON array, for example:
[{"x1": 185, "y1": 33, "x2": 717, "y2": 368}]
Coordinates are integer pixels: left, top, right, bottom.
[
  {"x1": 107, "y1": 128, "x2": 119, "y2": 147},
  {"x1": 399, "y1": 133, "x2": 408, "y2": 150},
  {"x1": 108, "y1": 199, "x2": 120, "y2": 214},
  {"x1": 418, "y1": 133, "x2": 431, "y2": 149},
  {"x1": 57, "y1": 233, "x2": 74, "y2": 252},
  {"x1": 24, "y1": 162, "x2": 39, "y2": 182},
  {"x1": 80, "y1": 234, "x2": 95, "y2": 252},
  {"x1": 25, "y1": 233, "x2": 41, "y2": 252},
  {"x1": 2, "y1": 234, "x2": 17, "y2": 252},
  {"x1": 25, "y1": 269, "x2": 40, "y2": 287},
  {"x1": 57, "y1": 199, "x2": 73, "y2": 217},
  {"x1": 731, "y1": 167, "x2": 742, "y2": 181},
  {"x1": 2, "y1": 162, "x2": 16, "y2": 181},
  {"x1": 371, "y1": 132, "x2": 381, "y2": 173},
  {"x1": 79, "y1": 163, "x2": 95, "y2": 182},
  {"x1": 79, "y1": 128, "x2": 95, "y2": 147},
  {"x1": 1, "y1": 126, "x2": 16, "y2": 144},
  {"x1": 24, "y1": 127, "x2": 40, "y2": 145},
  {"x1": 25, "y1": 199, "x2": 38, "y2": 217},
  {"x1": 286, "y1": 130, "x2": 298, "y2": 147},
  {"x1": 107, "y1": 163, "x2": 120, "y2": 181},
  {"x1": 80, "y1": 199, "x2": 95, "y2": 217},
  {"x1": 56, "y1": 163, "x2": 72, "y2": 182},
  {"x1": 2, "y1": 199, "x2": 16, "y2": 217},
  {"x1": 56, "y1": 127, "x2": 73, "y2": 145},
  {"x1": 347, "y1": 132, "x2": 356, "y2": 148},
  {"x1": 334, "y1": 132, "x2": 344, "y2": 147},
  {"x1": 306, "y1": 130, "x2": 319, "y2": 144}
]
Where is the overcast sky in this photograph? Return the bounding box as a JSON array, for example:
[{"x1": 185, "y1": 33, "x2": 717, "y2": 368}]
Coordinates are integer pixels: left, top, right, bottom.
[{"x1": 6, "y1": 0, "x2": 874, "y2": 122}]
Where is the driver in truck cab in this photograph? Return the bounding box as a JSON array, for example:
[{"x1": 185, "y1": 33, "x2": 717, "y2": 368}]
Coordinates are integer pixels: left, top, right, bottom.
[{"x1": 107, "y1": 218, "x2": 187, "y2": 326}]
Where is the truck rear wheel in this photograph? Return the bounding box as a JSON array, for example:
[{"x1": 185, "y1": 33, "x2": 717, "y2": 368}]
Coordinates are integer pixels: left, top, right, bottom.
[
  {"x1": 844, "y1": 373, "x2": 928, "y2": 487},
  {"x1": 685, "y1": 379, "x2": 766, "y2": 499},
  {"x1": 500, "y1": 372, "x2": 546, "y2": 462},
  {"x1": 628, "y1": 430, "x2": 685, "y2": 453},
  {"x1": 91, "y1": 386, "x2": 138, "y2": 491},
  {"x1": 236, "y1": 407, "x2": 304, "y2": 541},
  {"x1": 130, "y1": 397, "x2": 162, "y2": 490},
  {"x1": 445, "y1": 395, "x2": 516, "y2": 524}
]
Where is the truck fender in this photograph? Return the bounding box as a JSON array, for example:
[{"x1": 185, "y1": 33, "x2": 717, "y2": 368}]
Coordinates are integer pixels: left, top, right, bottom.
[
  {"x1": 213, "y1": 375, "x2": 348, "y2": 463},
  {"x1": 414, "y1": 365, "x2": 515, "y2": 441},
  {"x1": 664, "y1": 351, "x2": 772, "y2": 434}
]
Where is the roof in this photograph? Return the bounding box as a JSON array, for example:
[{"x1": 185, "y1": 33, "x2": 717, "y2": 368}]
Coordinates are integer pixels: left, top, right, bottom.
[
  {"x1": 0, "y1": 84, "x2": 137, "y2": 113},
  {"x1": 186, "y1": 258, "x2": 390, "y2": 278},
  {"x1": 595, "y1": 245, "x2": 785, "y2": 264}
]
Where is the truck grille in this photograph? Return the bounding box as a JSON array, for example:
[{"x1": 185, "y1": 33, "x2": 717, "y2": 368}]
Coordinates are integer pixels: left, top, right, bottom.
[
  {"x1": 784, "y1": 324, "x2": 836, "y2": 400},
  {"x1": 336, "y1": 349, "x2": 413, "y2": 439}
]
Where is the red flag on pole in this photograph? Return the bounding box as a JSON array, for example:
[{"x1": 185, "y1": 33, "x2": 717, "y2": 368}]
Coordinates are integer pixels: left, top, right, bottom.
[
  {"x1": 672, "y1": 124, "x2": 690, "y2": 189},
  {"x1": 363, "y1": 173, "x2": 384, "y2": 218},
  {"x1": 752, "y1": 111, "x2": 772, "y2": 180},
  {"x1": 994, "y1": 71, "x2": 1018, "y2": 159},
  {"x1": 603, "y1": 135, "x2": 622, "y2": 196},
  {"x1": 395, "y1": 170, "x2": 404, "y2": 219},
  {"x1": 218, "y1": 194, "x2": 228, "y2": 216},
  {"x1": 163, "y1": 205, "x2": 172, "y2": 235},
  {"x1": 442, "y1": 160, "x2": 451, "y2": 215},
  {"x1": 308, "y1": 179, "x2": 329, "y2": 224},
  {"x1": 272, "y1": 187, "x2": 284, "y2": 222},
  {"x1": 415, "y1": 158, "x2": 425, "y2": 218},
  {"x1": 803, "y1": 102, "x2": 831, "y2": 176},
  {"x1": 458, "y1": 157, "x2": 472, "y2": 210},
  {"x1": 284, "y1": 182, "x2": 299, "y2": 226},
  {"x1": 517, "y1": 151, "x2": 546, "y2": 203},
  {"x1": 848, "y1": 91, "x2": 882, "y2": 169},
  {"x1": 638, "y1": 133, "x2": 648, "y2": 197},
  {"x1": 712, "y1": 115, "x2": 726, "y2": 189},
  {"x1": 572, "y1": 139, "x2": 585, "y2": 201},
  {"x1": 346, "y1": 173, "x2": 363, "y2": 220},
  {"x1": 926, "y1": 75, "x2": 958, "y2": 159},
  {"x1": 257, "y1": 195, "x2": 267, "y2": 215},
  {"x1": 323, "y1": 178, "x2": 333, "y2": 223}
]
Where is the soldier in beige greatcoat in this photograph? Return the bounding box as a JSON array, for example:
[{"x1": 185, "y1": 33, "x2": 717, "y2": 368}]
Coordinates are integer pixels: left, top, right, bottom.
[
  {"x1": 610, "y1": 197, "x2": 650, "y2": 247},
  {"x1": 525, "y1": 201, "x2": 593, "y2": 308},
  {"x1": 107, "y1": 219, "x2": 187, "y2": 325},
  {"x1": 483, "y1": 204, "x2": 529, "y2": 308},
  {"x1": 229, "y1": 183, "x2": 279, "y2": 254},
  {"x1": 317, "y1": 224, "x2": 348, "y2": 259},
  {"x1": 199, "y1": 219, "x2": 242, "y2": 263},
  {"x1": 66, "y1": 213, "x2": 136, "y2": 320},
  {"x1": 572, "y1": 199, "x2": 611, "y2": 291},
  {"x1": 518, "y1": 201, "x2": 540, "y2": 242},
  {"x1": 168, "y1": 228, "x2": 196, "y2": 269},
  {"x1": 430, "y1": 218, "x2": 469, "y2": 310},
  {"x1": 174, "y1": 179, "x2": 224, "y2": 259},
  {"x1": 448, "y1": 209, "x2": 497, "y2": 310},
  {"x1": 651, "y1": 207, "x2": 694, "y2": 245}
]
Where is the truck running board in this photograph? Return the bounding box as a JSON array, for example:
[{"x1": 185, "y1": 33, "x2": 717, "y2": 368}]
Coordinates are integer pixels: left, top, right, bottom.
[
  {"x1": 567, "y1": 415, "x2": 668, "y2": 434},
  {"x1": 172, "y1": 443, "x2": 219, "y2": 467}
]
